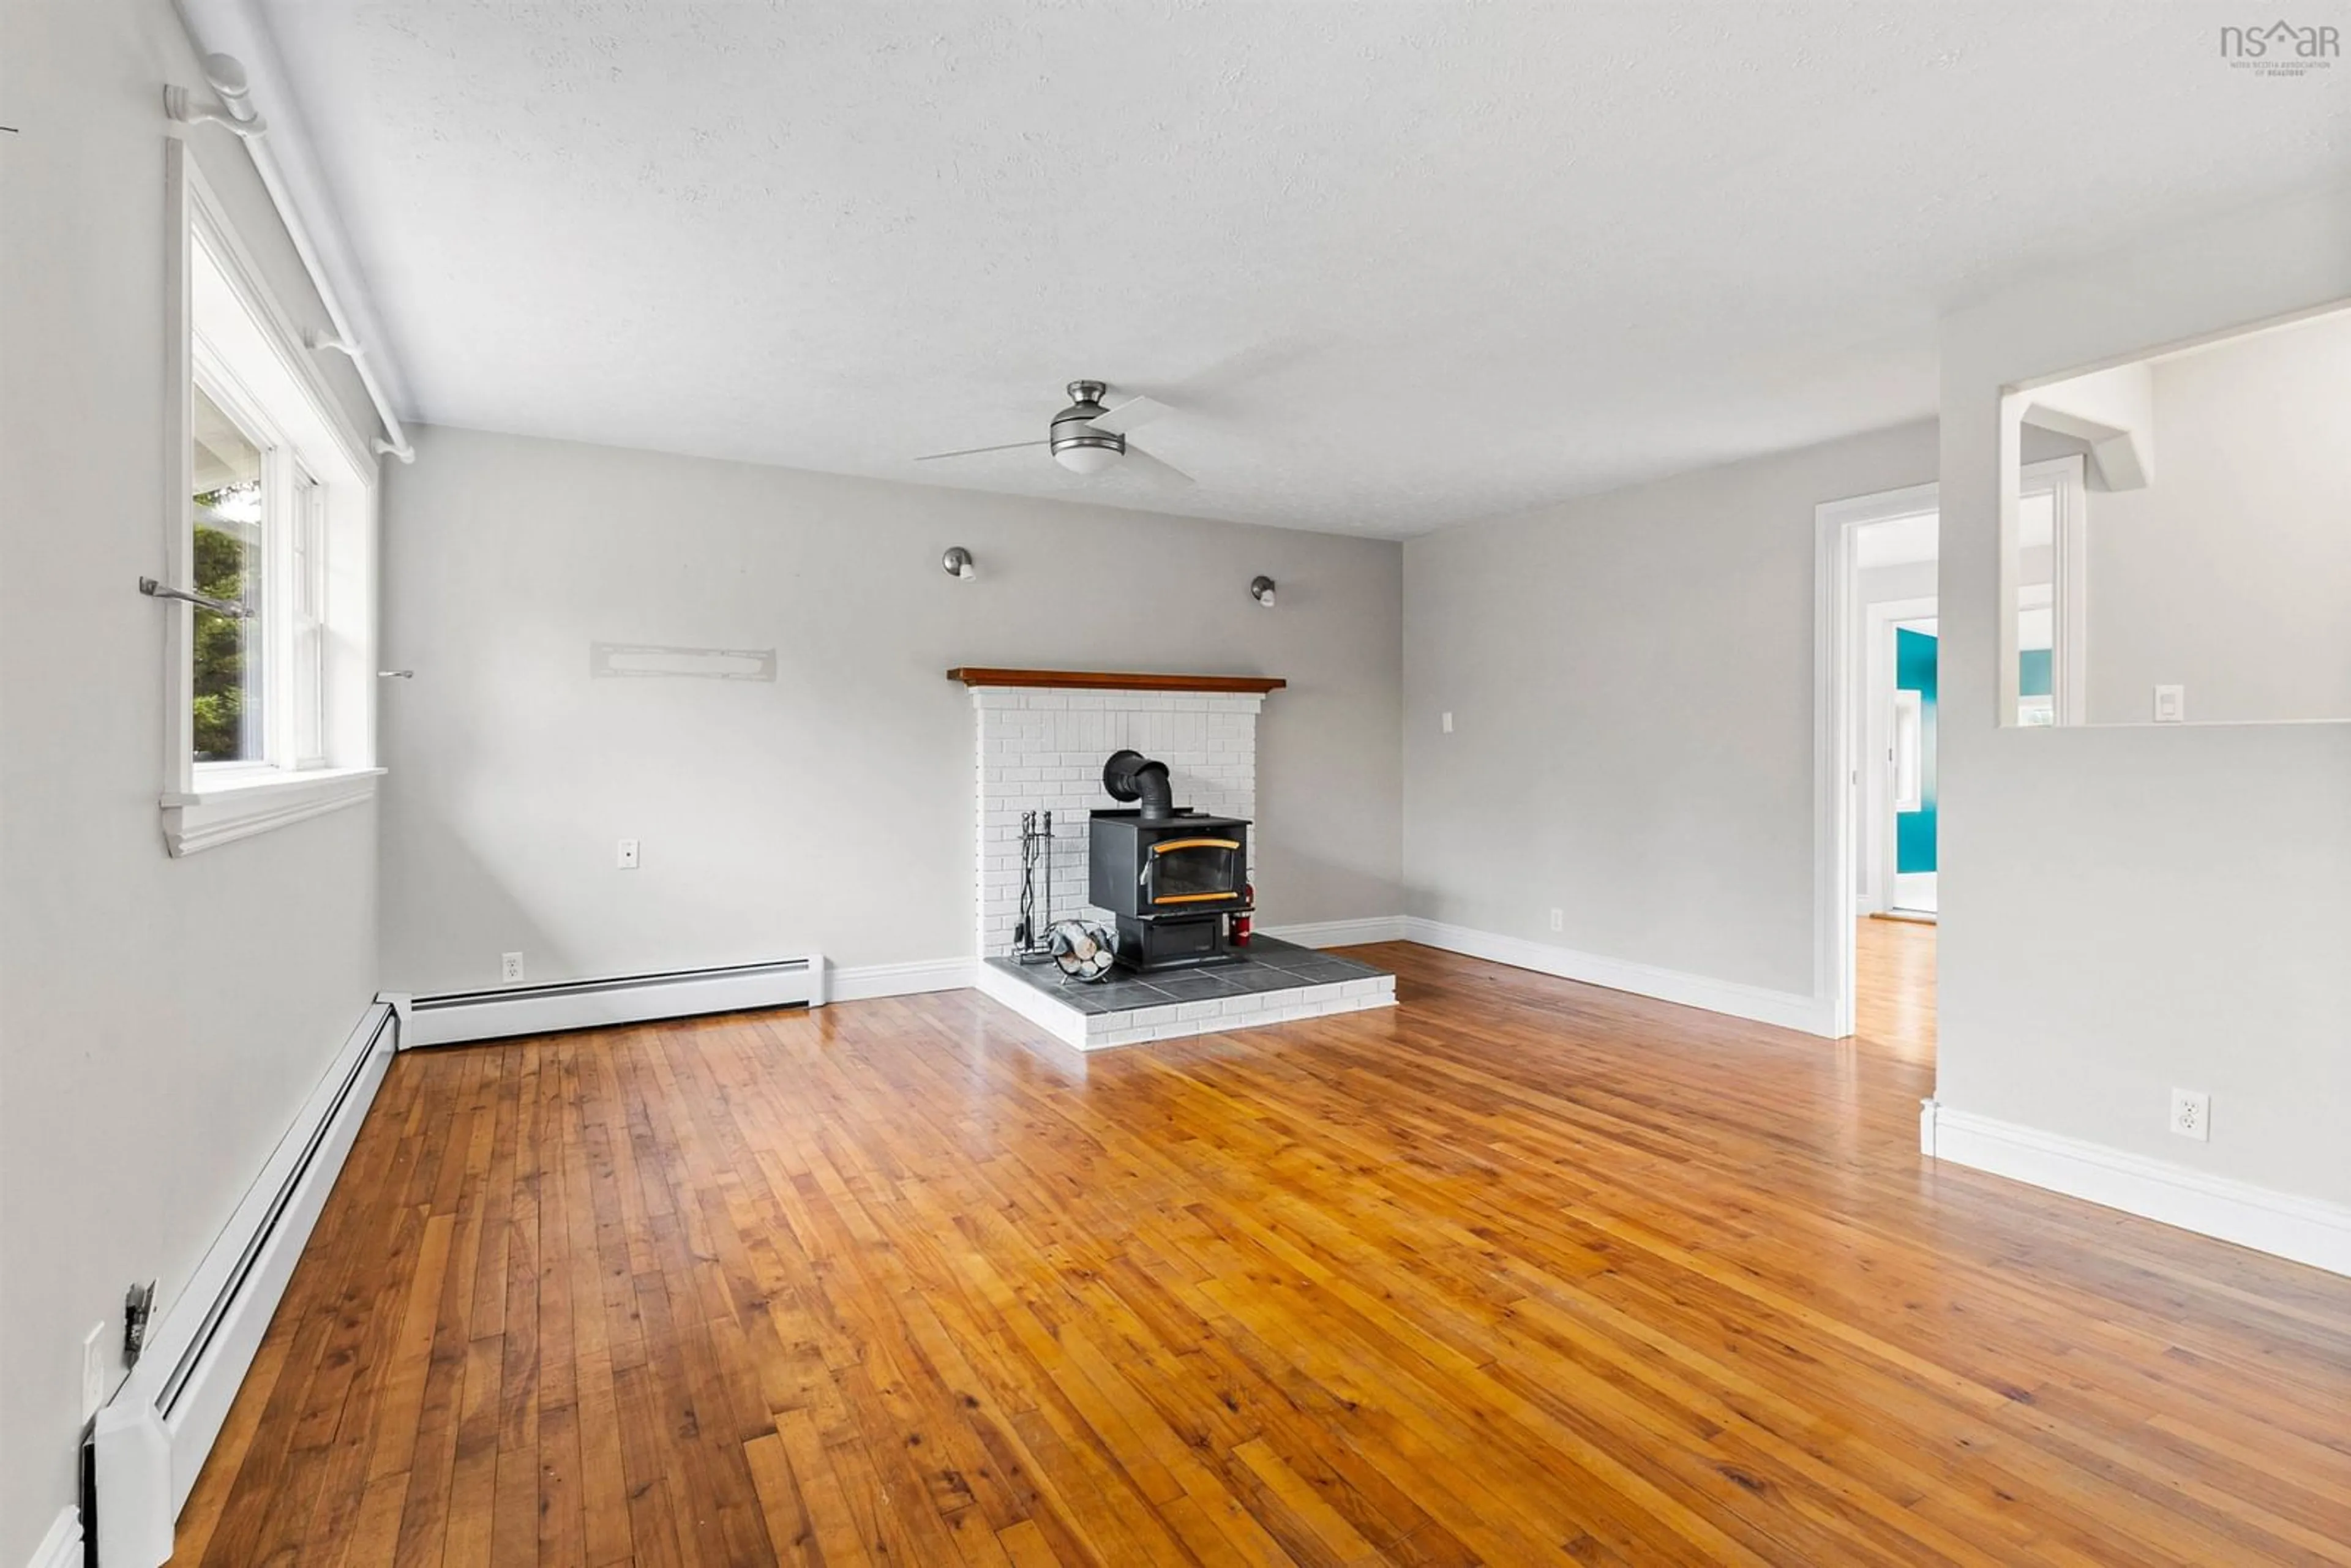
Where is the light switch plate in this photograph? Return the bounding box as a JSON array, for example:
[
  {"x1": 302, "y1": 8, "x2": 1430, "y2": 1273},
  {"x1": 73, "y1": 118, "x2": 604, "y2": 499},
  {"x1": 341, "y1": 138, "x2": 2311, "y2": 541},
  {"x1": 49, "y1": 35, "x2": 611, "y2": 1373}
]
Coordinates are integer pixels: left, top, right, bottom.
[{"x1": 2153, "y1": 684, "x2": 2185, "y2": 723}]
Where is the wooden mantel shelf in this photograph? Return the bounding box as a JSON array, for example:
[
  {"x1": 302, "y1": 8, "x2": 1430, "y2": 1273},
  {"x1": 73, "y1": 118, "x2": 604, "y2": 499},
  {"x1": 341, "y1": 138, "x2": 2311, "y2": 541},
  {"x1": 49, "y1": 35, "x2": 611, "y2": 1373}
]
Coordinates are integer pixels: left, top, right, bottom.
[{"x1": 947, "y1": 667, "x2": 1286, "y2": 695}]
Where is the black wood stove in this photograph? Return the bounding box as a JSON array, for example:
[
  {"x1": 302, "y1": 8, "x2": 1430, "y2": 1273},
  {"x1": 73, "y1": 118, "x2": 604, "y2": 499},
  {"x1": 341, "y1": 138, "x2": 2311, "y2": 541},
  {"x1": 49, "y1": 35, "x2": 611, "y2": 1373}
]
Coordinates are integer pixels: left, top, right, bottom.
[{"x1": 1088, "y1": 749, "x2": 1250, "y2": 972}]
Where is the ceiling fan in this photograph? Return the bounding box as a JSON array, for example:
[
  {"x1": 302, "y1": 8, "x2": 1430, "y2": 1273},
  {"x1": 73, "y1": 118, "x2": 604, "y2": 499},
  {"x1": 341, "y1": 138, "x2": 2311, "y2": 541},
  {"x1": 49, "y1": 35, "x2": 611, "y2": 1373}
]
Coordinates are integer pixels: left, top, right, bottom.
[{"x1": 915, "y1": 380, "x2": 1193, "y2": 484}]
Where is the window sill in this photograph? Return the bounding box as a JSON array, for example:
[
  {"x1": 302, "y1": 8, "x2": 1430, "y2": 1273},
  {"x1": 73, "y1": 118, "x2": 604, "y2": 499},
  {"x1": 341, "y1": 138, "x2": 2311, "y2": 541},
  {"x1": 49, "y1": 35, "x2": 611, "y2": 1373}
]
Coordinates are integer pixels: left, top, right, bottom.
[{"x1": 162, "y1": 765, "x2": 385, "y2": 857}]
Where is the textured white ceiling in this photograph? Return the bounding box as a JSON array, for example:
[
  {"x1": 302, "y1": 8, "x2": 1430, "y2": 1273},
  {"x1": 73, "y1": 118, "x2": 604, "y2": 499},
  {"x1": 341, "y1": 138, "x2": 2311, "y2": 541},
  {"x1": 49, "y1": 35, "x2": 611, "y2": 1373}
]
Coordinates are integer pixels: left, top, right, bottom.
[{"x1": 255, "y1": 1, "x2": 2349, "y2": 538}]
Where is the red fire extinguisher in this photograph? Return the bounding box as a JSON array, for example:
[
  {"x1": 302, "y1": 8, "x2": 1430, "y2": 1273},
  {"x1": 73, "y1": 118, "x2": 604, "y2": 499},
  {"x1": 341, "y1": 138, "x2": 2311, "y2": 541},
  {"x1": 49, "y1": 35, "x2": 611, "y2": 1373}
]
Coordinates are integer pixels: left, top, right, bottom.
[{"x1": 1232, "y1": 883, "x2": 1254, "y2": 946}]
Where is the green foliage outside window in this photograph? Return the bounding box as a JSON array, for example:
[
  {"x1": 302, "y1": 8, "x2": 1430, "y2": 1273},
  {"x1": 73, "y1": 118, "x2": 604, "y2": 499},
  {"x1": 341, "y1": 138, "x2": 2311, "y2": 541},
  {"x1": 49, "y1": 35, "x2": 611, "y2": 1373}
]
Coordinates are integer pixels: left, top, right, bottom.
[{"x1": 193, "y1": 486, "x2": 256, "y2": 761}]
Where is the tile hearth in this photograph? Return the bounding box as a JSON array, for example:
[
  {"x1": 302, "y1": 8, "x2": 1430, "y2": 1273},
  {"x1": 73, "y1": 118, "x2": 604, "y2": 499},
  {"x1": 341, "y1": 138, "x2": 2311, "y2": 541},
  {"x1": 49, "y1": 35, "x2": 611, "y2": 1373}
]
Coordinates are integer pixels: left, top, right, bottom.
[{"x1": 975, "y1": 936, "x2": 1395, "y2": 1051}]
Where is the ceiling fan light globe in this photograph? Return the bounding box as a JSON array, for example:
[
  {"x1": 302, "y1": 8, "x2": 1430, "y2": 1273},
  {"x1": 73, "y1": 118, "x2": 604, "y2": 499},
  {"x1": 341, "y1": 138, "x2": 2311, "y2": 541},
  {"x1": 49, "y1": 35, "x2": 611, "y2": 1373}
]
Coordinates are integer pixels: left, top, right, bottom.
[{"x1": 1054, "y1": 443, "x2": 1120, "y2": 476}]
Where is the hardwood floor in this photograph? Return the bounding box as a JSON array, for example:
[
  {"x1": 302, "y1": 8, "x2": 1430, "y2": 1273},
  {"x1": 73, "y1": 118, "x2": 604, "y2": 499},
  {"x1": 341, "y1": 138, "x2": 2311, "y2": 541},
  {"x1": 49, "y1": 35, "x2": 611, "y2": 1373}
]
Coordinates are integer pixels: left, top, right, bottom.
[
  {"x1": 173, "y1": 943, "x2": 2351, "y2": 1566},
  {"x1": 1854, "y1": 917, "x2": 1935, "y2": 1065}
]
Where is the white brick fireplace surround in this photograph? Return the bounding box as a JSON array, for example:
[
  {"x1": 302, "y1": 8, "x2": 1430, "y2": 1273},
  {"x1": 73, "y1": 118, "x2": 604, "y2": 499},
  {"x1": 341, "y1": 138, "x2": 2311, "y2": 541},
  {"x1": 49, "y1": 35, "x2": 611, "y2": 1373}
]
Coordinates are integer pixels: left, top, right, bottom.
[
  {"x1": 957, "y1": 669, "x2": 1398, "y2": 1051},
  {"x1": 972, "y1": 683, "x2": 1262, "y2": 956}
]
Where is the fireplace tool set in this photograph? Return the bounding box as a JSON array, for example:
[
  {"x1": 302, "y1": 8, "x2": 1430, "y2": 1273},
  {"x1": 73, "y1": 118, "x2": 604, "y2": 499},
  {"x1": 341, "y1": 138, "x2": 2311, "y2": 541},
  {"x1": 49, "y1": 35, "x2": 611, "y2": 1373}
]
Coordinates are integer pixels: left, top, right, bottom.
[
  {"x1": 1011, "y1": 809, "x2": 1057, "y2": 962},
  {"x1": 1013, "y1": 810, "x2": 1122, "y2": 981}
]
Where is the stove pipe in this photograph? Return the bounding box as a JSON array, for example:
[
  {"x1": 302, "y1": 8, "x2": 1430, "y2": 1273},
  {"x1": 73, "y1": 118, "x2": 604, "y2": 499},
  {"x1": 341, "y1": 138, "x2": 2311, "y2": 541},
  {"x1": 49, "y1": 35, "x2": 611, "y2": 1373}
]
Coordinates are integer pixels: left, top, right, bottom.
[{"x1": 1101, "y1": 749, "x2": 1176, "y2": 820}]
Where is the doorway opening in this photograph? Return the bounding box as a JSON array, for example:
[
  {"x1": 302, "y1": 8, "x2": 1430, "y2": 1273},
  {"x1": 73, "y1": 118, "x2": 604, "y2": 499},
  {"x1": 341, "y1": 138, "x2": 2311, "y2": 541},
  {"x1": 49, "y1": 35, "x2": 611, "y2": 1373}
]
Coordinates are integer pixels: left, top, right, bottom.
[{"x1": 1815, "y1": 482, "x2": 1940, "y2": 1059}]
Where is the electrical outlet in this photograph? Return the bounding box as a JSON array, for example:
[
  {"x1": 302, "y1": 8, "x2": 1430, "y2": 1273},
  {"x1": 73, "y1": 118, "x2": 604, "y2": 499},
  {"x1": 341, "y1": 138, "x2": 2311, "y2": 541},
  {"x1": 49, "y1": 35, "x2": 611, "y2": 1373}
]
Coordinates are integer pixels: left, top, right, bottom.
[
  {"x1": 81, "y1": 1322, "x2": 108, "y2": 1421},
  {"x1": 1441, "y1": 711, "x2": 1454, "y2": 734},
  {"x1": 2153, "y1": 684, "x2": 2186, "y2": 723},
  {"x1": 616, "y1": 838, "x2": 640, "y2": 869},
  {"x1": 2170, "y1": 1087, "x2": 2210, "y2": 1142},
  {"x1": 500, "y1": 951, "x2": 525, "y2": 984},
  {"x1": 1548, "y1": 907, "x2": 1564, "y2": 933}
]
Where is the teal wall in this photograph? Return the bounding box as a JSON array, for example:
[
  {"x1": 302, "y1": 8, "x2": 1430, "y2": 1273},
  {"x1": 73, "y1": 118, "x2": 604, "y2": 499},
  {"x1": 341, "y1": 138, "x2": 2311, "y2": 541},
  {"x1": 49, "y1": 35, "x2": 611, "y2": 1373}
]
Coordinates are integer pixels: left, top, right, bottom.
[
  {"x1": 1897, "y1": 627, "x2": 1938, "y2": 874},
  {"x1": 2020, "y1": 647, "x2": 2052, "y2": 698}
]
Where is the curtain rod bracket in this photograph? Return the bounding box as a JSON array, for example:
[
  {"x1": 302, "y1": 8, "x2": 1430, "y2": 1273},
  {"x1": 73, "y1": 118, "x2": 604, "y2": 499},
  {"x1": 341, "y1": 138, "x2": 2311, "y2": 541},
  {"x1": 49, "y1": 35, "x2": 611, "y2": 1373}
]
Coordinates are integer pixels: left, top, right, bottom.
[
  {"x1": 166, "y1": 53, "x2": 266, "y2": 138},
  {"x1": 163, "y1": 83, "x2": 266, "y2": 140}
]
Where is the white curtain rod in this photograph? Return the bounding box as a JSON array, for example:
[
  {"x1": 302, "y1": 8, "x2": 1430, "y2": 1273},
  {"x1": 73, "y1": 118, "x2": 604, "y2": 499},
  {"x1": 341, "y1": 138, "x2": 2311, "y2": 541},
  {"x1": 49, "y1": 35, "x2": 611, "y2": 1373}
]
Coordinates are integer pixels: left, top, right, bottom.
[{"x1": 167, "y1": 51, "x2": 415, "y2": 464}]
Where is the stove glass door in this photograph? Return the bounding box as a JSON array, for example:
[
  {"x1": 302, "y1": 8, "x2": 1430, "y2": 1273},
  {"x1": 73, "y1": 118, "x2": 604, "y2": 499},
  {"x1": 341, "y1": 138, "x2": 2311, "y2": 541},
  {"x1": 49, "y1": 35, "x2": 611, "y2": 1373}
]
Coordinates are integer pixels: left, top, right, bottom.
[{"x1": 1146, "y1": 837, "x2": 1242, "y2": 906}]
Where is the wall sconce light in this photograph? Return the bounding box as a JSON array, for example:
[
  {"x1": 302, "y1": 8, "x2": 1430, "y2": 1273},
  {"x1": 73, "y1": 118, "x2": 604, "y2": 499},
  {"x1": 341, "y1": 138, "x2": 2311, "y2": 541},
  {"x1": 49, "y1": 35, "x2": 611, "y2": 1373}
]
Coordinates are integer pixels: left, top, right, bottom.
[
  {"x1": 942, "y1": 546, "x2": 977, "y2": 580},
  {"x1": 1249, "y1": 575, "x2": 1277, "y2": 609}
]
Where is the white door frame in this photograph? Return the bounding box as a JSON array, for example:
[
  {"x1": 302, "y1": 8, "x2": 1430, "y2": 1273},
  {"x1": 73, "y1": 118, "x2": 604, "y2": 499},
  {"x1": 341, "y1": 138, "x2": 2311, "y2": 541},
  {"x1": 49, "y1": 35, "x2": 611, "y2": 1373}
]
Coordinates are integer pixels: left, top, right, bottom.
[
  {"x1": 2012, "y1": 452, "x2": 2090, "y2": 727},
  {"x1": 1861, "y1": 596, "x2": 1938, "y2": 914},
  {"x1": 1813, "y1": 480, "x2": 1937, "y2": 1040}
]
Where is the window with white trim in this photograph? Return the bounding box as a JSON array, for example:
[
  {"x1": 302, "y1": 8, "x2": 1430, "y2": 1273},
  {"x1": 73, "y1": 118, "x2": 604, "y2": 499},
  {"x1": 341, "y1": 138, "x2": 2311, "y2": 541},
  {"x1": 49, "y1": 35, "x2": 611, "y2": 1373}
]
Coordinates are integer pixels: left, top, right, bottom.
[
  {"x1": 165, "y1": 144, "x2": 380, "y2": 855},
  {"x1": 189, "y1": 381, "x2": 267, "y2": 763}
]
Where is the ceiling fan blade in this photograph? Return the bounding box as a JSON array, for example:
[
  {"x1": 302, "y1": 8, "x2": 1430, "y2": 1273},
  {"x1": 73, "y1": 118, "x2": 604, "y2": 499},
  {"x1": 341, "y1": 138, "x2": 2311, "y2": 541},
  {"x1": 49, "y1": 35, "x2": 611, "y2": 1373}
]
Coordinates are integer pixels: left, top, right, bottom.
[
  {"x1": 1089, "y1": 394, "x2": 1172, "y2": 437},
  {"x1": 913, "y1": 440, "x2": 1048, "y2": 463},
  {"x1": 1124, "y1": 445, "x2": 1194, "y2": 486}
]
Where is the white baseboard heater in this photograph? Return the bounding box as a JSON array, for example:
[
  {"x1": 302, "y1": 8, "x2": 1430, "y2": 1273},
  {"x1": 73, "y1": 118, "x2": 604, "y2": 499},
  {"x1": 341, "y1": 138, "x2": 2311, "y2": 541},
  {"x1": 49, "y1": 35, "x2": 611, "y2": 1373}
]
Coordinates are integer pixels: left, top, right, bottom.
[
  {"x1": 92, "y1": 1002, "x2": 398, "y2": 1567},
  {"x1": 399, "y1": 954, "x2": 827, "y2": 1049}
]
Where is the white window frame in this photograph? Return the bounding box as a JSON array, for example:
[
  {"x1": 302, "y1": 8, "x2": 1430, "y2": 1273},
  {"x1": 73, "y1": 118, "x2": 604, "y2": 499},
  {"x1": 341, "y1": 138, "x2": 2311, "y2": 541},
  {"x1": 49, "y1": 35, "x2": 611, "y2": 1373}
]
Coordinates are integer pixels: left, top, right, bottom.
[
  {"x1": 187, "y1": 371, "x2": 329, "y2": 776},
  {"x1": 188, "y1": 359, "x2": 279, "y2": 777},
  {"x1": 162, "y1": 142, "x2": 382, "y2": 855},
  {"x1": 288, "y1": 465, "x2": 329, "y2": 769}
]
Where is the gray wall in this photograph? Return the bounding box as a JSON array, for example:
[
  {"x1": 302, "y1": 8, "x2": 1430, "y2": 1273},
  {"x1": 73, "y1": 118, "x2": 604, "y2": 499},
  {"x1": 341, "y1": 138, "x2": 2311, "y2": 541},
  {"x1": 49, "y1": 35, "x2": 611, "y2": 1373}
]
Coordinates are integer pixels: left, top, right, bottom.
[
  {"x1": 1939, "y1": 185, "x2": 2351, "y2": 1207},
  {"x1": 0, "y1": 0, "x2": 383, "y2": 1557},
  {"x1": 378, "y1": 426, "x2": 1403, "y2": 992},
  {"x1": 2082, "y1": 307, "x2": 2351, "y2": 724},
  {"x1": 1403, "y1": 420, "x2": 1940, "y2": 1000}
]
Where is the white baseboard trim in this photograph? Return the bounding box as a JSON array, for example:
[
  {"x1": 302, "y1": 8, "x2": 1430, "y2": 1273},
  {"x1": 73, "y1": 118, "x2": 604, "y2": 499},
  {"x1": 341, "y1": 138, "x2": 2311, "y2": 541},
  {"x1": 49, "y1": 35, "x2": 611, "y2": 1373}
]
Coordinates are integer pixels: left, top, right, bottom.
[
  {"x1": 1401, "y1": 917, "x2": 1837, "y2": 1037},
  {"x1": 26, "y1": 1507, "x2": 80, "y2": 1568},
  {"x1": 96, "y1": 1002, "x2": 397, "y2": 1567},
  {"x1": 377, "y1": 989, "x2": 414, "y2": 1044},
  {"x1": 1922, "y1": 1101, "x2": 2351, "y2": 1278},
  {"x1": 827, "y1": 957, "x2": 975, "y2": 1003},
  {"x1": 1258, "y1": 916, "x2": 1407, "y2": 948}
]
